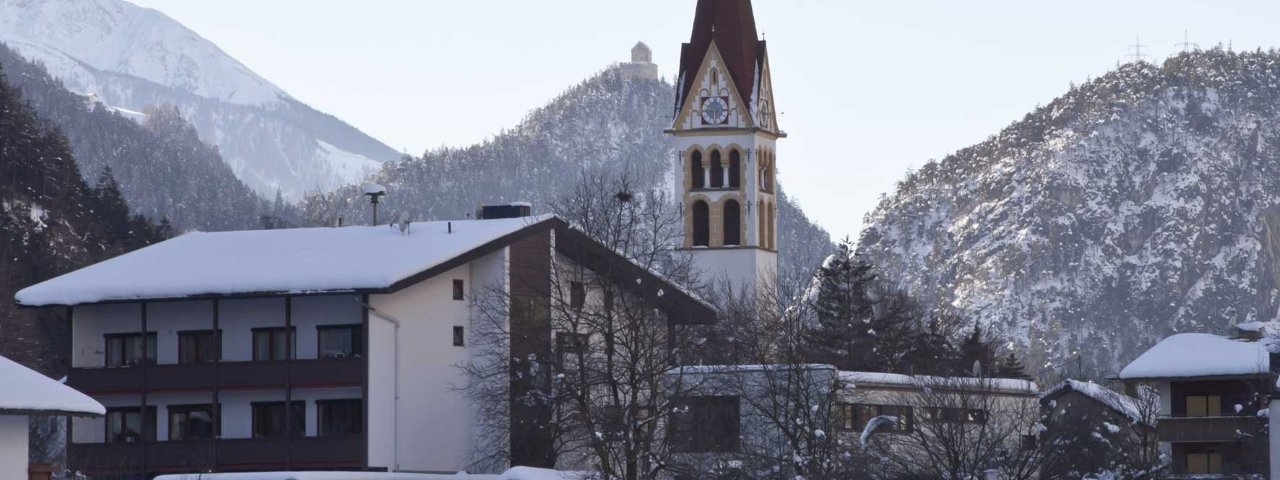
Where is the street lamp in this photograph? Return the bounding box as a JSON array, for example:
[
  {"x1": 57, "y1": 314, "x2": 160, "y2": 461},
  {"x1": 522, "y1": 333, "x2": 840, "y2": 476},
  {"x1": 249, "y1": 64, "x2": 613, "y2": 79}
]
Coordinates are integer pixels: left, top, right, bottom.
[{"x1": 364, "y1": 183, "x2": 387, "y2": 224}]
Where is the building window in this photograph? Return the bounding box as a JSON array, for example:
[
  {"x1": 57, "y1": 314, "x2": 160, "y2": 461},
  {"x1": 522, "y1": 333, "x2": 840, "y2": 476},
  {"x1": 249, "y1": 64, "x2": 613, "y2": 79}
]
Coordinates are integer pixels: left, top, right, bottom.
[
  {"x1": 178, "y1": 330, "x2": 219, "y2": 364},
  {"x1": 556, "y1": 332, "x2": 589, "y2": 368},
  {"x1": 317, "y1": 399, "x2": 362, "y2": 436},
  {"x1": 691, "y1": 201, "x2": 709, "y2": 247},
  {"x1": 728, "y1": 150, "x2": 741, "y2": 188},
  {"x1": 669, "y1": 396, "x2": 740, "y2": 453},
  {"x1": 168, "y1": 404, "x2": 217, "y2": 441},
  {"x1": 252, "y1": 401, "x2": 305, "y2": 438},
  {"x1": 252, "y1": 327, "x2": 296, "y2": 361},
  {"x1": 317, "y1": 325, "x2": 362, "y2": 359},
  {"x1": 570, "y1": 282, "x2": 586, "y2": 310},
  {"x1": 1185, "y1": 395, "x2": 1222, "y2": 417},
  {"x1": 691, "y1": 151, "x2": 705, "y2": 189},
  {"x1": 710, "y1": 150, "x2": 724, "y2": 188},
  {"x1": 453, "y1": 326, "x2": 465, "y2": 347},
  {"x1": 602, "y1": 290, "x2": 615, "y2": 314},
  {"x1": 105, "y1": 407, "x2": 156, "y2": 443},
  {"x1": 926, "y1": 407, "x2": 986, "y2": 424},
  {"x1": 1185, "y1": 450, "x2": 1223, "y2": 474},
  {"x1": 835, "y1": 404, "x2": 913, "y2": 433},
  {"x1": 104, "y1": 333, "x2": 156, "y2": 368},
  {"x1": 723, "y1": 200, "x2": 741, "y2": 246},
  {"x1": 453, "y1": 279, "x2": 465, "y2": 301}
]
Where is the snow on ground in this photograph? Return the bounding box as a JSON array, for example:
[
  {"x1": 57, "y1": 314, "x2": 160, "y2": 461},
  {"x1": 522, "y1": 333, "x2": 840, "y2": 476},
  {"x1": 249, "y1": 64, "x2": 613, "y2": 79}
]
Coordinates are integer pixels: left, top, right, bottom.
[
  {"x1": 318, "y1": 140, "x2": 382, "y2": 185},
  {"x1": 0, "y1": 354, "x2": 103, "y2": 416},
  {"x1": 1118, "y1": 333, "x2": 1271, "y2": 380},
  {"x1": 16, "y1": 215, "x2": 554, "y2": 306},
  {"x1": 152, "y1": 468, "x2": 591, "y2": 480}
]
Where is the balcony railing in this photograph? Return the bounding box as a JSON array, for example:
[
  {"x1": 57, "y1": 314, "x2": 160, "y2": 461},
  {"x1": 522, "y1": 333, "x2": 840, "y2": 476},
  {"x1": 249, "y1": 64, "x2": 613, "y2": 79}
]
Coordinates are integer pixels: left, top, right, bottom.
[
  {"x1": 70, "y1": 435, "x2": 365, "y2": 475},
  {"x1": 1156, "y1": 415, "x2": 1266, "y2": 443},
  {"x1": 67, "y1": 358, "x2": 365, "y2": 394}
]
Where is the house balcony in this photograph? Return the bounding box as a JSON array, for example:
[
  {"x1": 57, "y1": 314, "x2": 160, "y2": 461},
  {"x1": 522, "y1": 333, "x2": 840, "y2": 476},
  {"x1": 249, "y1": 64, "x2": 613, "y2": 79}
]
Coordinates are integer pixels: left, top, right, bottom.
[
  {"x1": 69, "y1": 435, "x2": 365, "y2": 474},
  {"x1": 1156, "y1": 415, "x2": 1266, "y2": 443},
  {"x1": 66, "y1": 358, "x2": 365, "y2": 395}
]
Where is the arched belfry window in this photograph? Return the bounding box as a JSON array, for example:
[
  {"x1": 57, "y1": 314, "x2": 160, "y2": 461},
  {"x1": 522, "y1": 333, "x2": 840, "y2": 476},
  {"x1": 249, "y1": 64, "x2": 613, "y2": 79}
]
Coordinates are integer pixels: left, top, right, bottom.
[
  {"x1": 758, "y1": 202, "x2": 767, "y2": 246},
  {"x1": 710, "y1": 150, "x2": 724, "y2": 189},
  {"x1": 692, "y1": 201, "x2": 710, "y2": 247},
  {"x1": 767, "y1": 202, "x2": 776, "y2": 250},
  {"x1": 691, "y1": 151, "x2": 705, "y2": 189},
  {"x1": 724, "y1": 200, "x2": 741, "y2": 246},
  {"x1": 729, "y1": 150, "x2": 741, "y2": 189}
]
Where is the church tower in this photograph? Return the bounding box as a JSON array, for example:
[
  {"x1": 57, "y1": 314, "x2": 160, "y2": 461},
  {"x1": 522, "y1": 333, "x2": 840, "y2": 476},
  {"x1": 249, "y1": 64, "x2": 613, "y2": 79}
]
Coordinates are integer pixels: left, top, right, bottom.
[{"x1": 668, "y1": 0, "x2": 783, "y2": 293}]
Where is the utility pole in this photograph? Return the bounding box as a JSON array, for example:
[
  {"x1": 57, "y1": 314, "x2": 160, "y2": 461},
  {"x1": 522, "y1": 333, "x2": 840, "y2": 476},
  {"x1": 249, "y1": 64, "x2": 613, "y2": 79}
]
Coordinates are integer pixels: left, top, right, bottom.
[{"x1": 1128, "y1": 35, "x2": 1150, "y2": 63}]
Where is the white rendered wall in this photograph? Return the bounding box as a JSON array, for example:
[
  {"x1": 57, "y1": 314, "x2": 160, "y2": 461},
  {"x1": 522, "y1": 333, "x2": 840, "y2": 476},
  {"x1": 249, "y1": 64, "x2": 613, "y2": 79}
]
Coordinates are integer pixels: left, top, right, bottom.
[
  {"x1": 369, "y1": 254, "x2": 502, "y2": 473},
  {"x1": 0, "y1": 415, "x2": 26, "y2": 480}
]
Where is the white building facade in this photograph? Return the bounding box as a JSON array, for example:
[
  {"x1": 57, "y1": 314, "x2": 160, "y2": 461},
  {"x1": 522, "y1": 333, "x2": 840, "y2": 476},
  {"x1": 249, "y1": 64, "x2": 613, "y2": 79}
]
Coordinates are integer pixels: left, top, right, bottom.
[{"x1": 18, "y1": 213, "x2": 711, "y2": 477}]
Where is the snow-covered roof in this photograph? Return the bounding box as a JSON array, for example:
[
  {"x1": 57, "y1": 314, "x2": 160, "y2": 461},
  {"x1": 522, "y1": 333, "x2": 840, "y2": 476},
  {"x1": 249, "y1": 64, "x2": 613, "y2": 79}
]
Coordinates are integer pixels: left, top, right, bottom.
[
  {"x1": 1118, "y1": 333, "x2": 1272, "y2": 380},
  {"x1": 1040, "y1": 380, "x2": 1149, "y2": 425},
  {"x1": 0, "y1": 355, "x2": 103, "y2": 417},
  {"x1": 17, "y1": 216, "x2": 556, "y2": 307},
  {"x1": 839, "y1": 371, "x2": 1039, "y2": 395}
]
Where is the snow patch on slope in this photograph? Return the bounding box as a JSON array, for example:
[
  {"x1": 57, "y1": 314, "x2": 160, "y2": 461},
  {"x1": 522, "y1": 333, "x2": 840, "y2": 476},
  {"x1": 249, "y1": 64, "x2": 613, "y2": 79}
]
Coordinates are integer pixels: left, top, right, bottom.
[{"x1": 317, "y1": 140, "x2": 380, "y2": 186}]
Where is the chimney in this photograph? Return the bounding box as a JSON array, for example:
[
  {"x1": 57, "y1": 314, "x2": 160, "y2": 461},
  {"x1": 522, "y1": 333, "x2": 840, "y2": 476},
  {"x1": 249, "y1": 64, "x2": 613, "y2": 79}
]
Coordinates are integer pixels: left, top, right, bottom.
[{"x1": 477, "y1": 202, "x2": 532, "y2": 220}]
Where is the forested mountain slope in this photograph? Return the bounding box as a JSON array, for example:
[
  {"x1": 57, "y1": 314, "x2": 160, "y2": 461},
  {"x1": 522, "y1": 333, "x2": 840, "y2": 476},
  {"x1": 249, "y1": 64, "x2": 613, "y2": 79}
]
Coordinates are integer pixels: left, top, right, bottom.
[
  {"x1": 303, "y1": 67, "x2": 833, "y2": 283},
  {"x1": 858, "y1": 49, "x2": 1280, "y2": 377}
]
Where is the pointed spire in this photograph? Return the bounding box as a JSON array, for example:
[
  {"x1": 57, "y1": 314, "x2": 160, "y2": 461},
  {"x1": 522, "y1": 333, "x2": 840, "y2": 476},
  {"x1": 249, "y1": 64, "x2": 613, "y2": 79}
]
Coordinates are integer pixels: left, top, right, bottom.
[{"x1": 676, "y1": 0, "x2": 764, "y2": 112}]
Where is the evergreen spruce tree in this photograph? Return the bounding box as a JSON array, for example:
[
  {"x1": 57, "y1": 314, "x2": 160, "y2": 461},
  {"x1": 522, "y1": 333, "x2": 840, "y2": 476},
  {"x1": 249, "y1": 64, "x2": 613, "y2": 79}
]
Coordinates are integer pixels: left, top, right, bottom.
[
  {"x1": 905, "y1": 317, "x2": 959, "y2": 376},
  {"x1": 994, "y1": 351, "x2": 1030, "y2": 379},
  {"x1": 958, "y1": 322, "x2": 995, "y2": 377},
  {"x1": 803, "y1": 239, "x2": 875, "y2": 370}
]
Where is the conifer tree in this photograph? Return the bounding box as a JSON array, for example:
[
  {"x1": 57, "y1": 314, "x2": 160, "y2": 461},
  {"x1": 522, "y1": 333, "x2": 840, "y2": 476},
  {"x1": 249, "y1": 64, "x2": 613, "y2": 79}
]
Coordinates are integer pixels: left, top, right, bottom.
[
  {"x1": 803, "y1": 239, "x2": 875, "y2": 370},
  {"x1": 994, "y1": 351, "x2": 1031, "y2": 379},
  {"x1": 958, "y1": 322, "x2": 996, "y2": 377}
]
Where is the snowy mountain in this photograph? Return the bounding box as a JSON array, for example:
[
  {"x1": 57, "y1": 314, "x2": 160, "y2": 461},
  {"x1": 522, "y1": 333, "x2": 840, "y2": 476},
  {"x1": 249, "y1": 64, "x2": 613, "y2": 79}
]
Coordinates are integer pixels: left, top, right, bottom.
[
  {"x1": 304, "y1": 67, "x2": 834, "y2": 284},
  {"x1": 0, "y1": 0, "x2": 399, "y2": 199},
  {"x1": 0, "y1": 43, "x2": 291, "y2": 232},
  {"x1": 857, "y1": 49, "x2": 1280, "y2": 378}
]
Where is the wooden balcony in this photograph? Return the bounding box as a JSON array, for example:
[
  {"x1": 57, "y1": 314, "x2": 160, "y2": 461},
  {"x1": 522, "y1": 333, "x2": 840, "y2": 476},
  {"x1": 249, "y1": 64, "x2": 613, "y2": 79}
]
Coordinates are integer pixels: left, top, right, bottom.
[
  {"x1": 69, "y1": 435, "x2": 365, "y2": 474},
  {"x1": 67, "y1": 358, "x2": 365, "y2": 395},
  {"x1": 1156, "y1": 415, "x2": 1266, "y2": 443}
]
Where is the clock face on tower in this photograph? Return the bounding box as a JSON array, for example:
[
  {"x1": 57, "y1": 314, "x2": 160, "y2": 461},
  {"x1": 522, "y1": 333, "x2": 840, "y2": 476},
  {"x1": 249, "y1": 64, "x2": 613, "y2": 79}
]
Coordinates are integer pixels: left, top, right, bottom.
[{"x1": 701, "y1": 96, "x2": 729, "y2": 125}]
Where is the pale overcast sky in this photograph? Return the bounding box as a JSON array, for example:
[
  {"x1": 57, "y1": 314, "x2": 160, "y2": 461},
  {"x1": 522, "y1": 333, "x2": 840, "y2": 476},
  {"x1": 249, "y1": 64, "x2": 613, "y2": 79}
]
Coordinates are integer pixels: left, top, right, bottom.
[{"x1": 127, "y1": 0, "x2": 1280, "y2": 242}]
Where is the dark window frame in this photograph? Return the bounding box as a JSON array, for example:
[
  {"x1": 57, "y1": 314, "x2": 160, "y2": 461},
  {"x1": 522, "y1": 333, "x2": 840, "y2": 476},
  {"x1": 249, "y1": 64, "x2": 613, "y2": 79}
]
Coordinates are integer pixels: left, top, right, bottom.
[
  {"x1": 105, "y1": 406, "x2": 157, "y2": 443},
  {"x1": 251, "y1": 327, "x2": 297, "y2": 361},
  {"x1": 669, "y1": 396, "x2": 740, "y2": 453},
  {"x1": 728, "y1": 150, "x2": 741, "y2": 188},
  {"x1": 569, "y1": 282, "x2": 586, "y2": 310},
  {"x1": 452, "y1": 279, "x2": 465, "y2": 301},
  {"x1": 835, "y1": 403, "x2": 914, "y2": 433},
  {"x1": 453, "y1": 326, "x2": 466, "y2": 347},
  {"x1": 316, "y1": 399, "x2": 363, "y2": 437},
  {"x1": 251, "y1": 401, "x2": 305, "y2": 438},
  {"x1": 691, "y1": 201, "x2": 710, "y2": 247},
  {"x1": 177, "y1": 329, "x2": 220, "y2": 364},
  {"x1": 710, "y1": 150, "x2": 724, "y2": 188},
  {"x1": 556, "y1": 331, "x2": 589, "y2": 369},
  {"x1": 723, "y1": 200, "x2": 741, "y2": 246},
  {"x1": 104, "y1": 332, "x2": 157, "y2": 368},
  {"x1": 691, "y1": 151, "x2": 705, "y2": 189},
  {"x1": 926, "y1": 407, "x2": 986, "y2": 424},
  {"x1": 316, "y1": 324, "x2": 363, "y2": 359},
  {"x1": 167, "y1": 404, "x2": 219, "y2": 441}
]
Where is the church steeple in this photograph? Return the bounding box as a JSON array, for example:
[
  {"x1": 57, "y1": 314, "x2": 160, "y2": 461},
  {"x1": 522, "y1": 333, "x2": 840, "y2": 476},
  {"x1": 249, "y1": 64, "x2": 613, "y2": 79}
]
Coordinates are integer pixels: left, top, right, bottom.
[{"x1": 667, "y1": 0, "x2": 782, "y2": 294}]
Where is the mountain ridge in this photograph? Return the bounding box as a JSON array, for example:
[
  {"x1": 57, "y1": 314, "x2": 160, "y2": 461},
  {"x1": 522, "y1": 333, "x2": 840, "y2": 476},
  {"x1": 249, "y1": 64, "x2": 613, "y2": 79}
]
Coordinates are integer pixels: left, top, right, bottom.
[{"x1": 858, "y1": 49, "x2": 1280, "y2": 377}]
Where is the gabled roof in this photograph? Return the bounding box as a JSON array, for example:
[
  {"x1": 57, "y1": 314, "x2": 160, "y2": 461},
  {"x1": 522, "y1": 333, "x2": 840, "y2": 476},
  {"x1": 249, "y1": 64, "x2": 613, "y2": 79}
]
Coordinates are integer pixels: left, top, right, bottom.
[
  {"x1": 1118, "y1": 333, "x2": 1272, "y2": 380},
  {"x1": 1040, "y1": 380, "x2": 1151, "y2": 426},
  {"x1": 15, "y1": 216, "x2": 715, "y2": 323},
  {"x1": 0, "y1": 355, "x2": 103, "y2": 417},
  {"x1": 676, "y1": 0, "x2": 765, "y2": 115}
]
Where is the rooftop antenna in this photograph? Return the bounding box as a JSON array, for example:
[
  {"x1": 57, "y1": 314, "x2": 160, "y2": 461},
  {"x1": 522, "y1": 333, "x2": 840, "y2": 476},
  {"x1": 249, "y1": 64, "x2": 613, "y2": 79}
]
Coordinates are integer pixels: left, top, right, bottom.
[
  {"x1": 1175, "y1": 29, "x2": 1199, "y2": 53},
  {"x1": 1128, "y1": 35, "x2": 1150, "y2": 63},
  {"x1": 364, "y1": 183, "x2": 387, "y2": 225}
]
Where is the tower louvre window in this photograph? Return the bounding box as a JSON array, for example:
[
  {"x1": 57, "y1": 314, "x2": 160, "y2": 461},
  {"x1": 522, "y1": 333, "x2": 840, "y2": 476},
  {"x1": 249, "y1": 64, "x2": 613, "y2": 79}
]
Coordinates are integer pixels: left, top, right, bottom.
[
  {"x1": 691, "y1": 151, "x2": 705, "y2": 189},
  {"x1": 729, "y1": 150, "x2": 741, "y2": 188},
  {"x1": 692, "y1": 201, "x2": 710, "y2": 247},
  {"x1": 710, "y1": 150, "x2": 724, "y2": 188},
  {"x1": 724, "y1": 200, "x2": 741, "y2": 246}
]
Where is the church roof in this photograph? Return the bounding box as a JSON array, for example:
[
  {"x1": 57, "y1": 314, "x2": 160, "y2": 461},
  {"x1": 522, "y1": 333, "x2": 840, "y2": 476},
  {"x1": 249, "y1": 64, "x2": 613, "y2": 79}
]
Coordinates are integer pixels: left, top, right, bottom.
[{"x1": 676, "y1": 0, "x2": 766, "y2": 114}]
